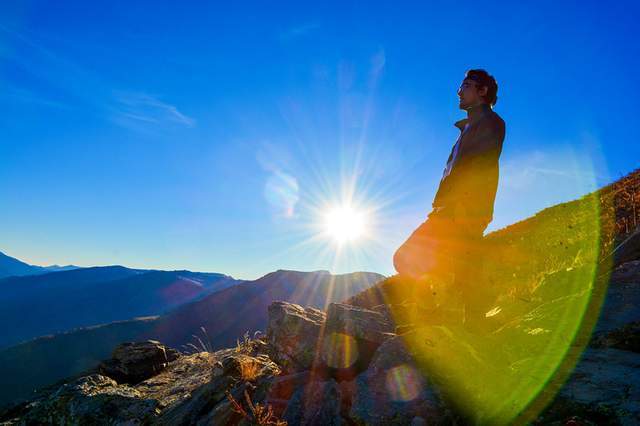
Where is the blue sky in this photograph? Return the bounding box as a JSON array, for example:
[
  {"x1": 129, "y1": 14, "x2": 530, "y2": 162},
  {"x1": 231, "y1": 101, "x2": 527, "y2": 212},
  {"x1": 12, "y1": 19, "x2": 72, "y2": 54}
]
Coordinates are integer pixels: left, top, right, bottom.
[{"x1": 1, "y1": 1, "x2": 638, "y2": 279}]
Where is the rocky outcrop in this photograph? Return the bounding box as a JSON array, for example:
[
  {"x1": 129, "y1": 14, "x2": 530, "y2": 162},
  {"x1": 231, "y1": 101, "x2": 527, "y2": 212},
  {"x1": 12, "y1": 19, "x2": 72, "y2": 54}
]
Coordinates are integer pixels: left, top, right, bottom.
[
  {"x1": 158, "y1": 350, "x2": 281, "y2": 425},
  {"x1": 4, "y1": 259, "x2": 640, "y2": 425},
  {"x1": 2, "y1": 347, "x2": 281, "y2": 426},
  {"x1": 98, "y1": 340, "x2": 180, "y2": 384},
  {"x1": 20, "y1": 374, "x2": 159, "y2": 425},
  {"x1": 267, "y1": 301, "x2": 326, "y2": 373}
]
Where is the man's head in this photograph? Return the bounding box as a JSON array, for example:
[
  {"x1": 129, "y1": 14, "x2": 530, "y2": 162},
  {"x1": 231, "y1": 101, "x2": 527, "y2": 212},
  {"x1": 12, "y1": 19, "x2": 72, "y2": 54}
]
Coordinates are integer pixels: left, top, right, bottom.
[{"x1": 457, "y1": 69, "x2": 498, "y2": 111}]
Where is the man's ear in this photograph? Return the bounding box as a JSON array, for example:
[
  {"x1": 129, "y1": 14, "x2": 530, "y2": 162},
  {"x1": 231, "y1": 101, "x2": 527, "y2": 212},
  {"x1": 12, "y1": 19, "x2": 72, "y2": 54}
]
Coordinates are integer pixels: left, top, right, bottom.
[{"x1": 478, "y1": 85, "x2": 488, "y2": 97}]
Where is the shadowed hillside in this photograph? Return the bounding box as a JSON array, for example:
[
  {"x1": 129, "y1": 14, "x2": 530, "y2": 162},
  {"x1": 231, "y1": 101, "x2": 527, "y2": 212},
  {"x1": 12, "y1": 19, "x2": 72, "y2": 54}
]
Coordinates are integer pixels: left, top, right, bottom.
[{"x1": 0, "y1": 266, "x2": 239, "y2": 349}]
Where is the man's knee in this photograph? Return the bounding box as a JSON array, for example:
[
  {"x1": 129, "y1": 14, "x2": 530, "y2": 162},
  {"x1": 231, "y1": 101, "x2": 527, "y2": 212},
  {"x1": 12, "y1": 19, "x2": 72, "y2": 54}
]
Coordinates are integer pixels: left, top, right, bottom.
[{"x1": 393, "y1": 243, "x2": 409, "y2": 275}]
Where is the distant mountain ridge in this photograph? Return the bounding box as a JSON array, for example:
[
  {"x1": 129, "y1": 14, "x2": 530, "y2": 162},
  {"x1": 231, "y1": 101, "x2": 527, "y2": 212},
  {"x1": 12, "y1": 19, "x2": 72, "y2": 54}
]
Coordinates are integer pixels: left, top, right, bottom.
[
  {"x1": 0, "y1": 250, "x2": 79, "y2": 279},
  {"x1": 0, "y1": 265, "x2": 241, "y2": 349}
]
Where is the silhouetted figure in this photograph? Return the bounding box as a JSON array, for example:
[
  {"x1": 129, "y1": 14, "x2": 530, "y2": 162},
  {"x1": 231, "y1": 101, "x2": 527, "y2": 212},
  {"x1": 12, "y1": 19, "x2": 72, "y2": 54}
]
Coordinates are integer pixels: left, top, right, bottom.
[{"x1": 394, "y1": 69, "x2": 505, "y2": 326}]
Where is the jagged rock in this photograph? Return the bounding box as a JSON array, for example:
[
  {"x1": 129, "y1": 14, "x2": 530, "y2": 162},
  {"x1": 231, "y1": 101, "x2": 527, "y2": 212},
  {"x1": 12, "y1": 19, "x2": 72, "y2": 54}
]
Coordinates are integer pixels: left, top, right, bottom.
[
  {"x1": 157, "y1": 372, "x2": 238, "y2": 425},
  {"x1": 135, "y1": 351, "x2": 214, "y2": 408},
  {"x1": 325, "y1": 303, "x2": 395, "y2": 345},
  {"x1": 267, "y1": 301, "x2": 326, "y2": 372},
  {"x1": 158, "y1": 350, "x2": 281, "y2": 425},
  {"x1": 99, "y1": 340, "x2": 180, "y2": 384},
  {"x1": 588, "y1": 260, "x2": 640, "y2": 353},
  {"x1": 264, "y1": 371, "x2": 311, "y2": 418},
  {"x1": 282, "y1": 379, "x2": 343, "y2": 425},
  {"x1": 593, "y1": 264, "x2": 640, "y2": 337},
  {"x1": 267, "y1": 371, "x2": 311, "y2": 400},
  {"x1": 349, "y1": 335, "x2": 451, "y2": 425},
  {"x1": 21, "y1": 374, "x2": 158, "y2": 425},
  {"x1": 536, "y1": 348, "x2": 640, "y2": 425}
]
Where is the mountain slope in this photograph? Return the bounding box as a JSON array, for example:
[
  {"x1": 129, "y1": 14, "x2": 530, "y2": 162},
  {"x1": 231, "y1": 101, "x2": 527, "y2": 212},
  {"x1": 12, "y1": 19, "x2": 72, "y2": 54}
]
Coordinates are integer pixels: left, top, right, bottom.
[
  {"x1": 0, "y1": 251, "x2": 46, "y2": 279},
  {"x1": 0, "y1": 266, "x2": 240, "y2": 349},
  {"x1": 0, "y1": 251, "x2": 80, "y2": 279}
]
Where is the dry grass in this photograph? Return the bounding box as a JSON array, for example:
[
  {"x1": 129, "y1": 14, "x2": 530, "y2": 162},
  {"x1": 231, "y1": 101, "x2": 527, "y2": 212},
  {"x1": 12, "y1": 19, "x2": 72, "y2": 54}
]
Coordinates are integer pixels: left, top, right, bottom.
[
  {"x1": 181, "y1": 326, "x2": 214, "y2": 354},
  {"x1": 239, "y1": 358, "x2": 261, "y2": 382},
  {"x1": 226, "y1": 389, "x2": 287, "y2": 426}
]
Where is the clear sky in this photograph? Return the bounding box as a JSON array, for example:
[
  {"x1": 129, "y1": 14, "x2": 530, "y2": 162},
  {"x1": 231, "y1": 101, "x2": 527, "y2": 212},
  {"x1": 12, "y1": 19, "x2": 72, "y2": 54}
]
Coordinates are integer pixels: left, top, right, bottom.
[{"x1": 1, "y1": 1, "x2": 638, "y2": 279}]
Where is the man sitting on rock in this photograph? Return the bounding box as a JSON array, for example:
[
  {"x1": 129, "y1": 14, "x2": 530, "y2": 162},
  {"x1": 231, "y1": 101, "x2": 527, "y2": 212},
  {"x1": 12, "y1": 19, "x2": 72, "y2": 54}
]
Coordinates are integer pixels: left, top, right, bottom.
[{"x1": 393, "y1": 69, "x2": 505, "y2": 328}]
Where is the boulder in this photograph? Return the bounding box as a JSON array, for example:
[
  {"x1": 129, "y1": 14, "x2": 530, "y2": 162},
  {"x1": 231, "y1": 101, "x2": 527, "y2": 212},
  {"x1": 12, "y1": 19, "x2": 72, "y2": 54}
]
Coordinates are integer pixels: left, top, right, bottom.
[
  {"x1": 349, "y1": 335, "x2": 451, "y2": 425},
  {"x1": 536, "y1": 348, "x2": 640, "y2": 425},
  {"x1": 99, "y1": 340, "x2": 180, "y2": 384},
  {"x1": 267, "y1": 301, "x2": 326, "y2": 372},
  {"x1": 325, "y1": 303, "x2": 395, "y2": 345},
  {"x1": 282, "y1": 379, "x2": 343, "y2": 425}
]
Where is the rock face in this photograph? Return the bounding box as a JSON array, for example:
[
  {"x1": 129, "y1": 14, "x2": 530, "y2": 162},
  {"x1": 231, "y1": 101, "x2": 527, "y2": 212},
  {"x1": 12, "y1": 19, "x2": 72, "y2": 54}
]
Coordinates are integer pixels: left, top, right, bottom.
[
  {"x1": 21, "y1": 374, "x2": 159, "y2": 425},
  {"x1": 267, "y1": 301, "x2": 326, "y2": 373},
  {"x1": 282, "y1": 379, "x2": 343, "y2": 425},
  {"x1": 324, "y1": 303, "x2": 395, "y2": 345},
  {"x1": 537, "y1": 348, "x2": 640, "y2": 424},
  {"x1": 349, "y1": 335, "x2": 451, "y2": 425},
  {"x1": 99, "y1": 340, "x2": 180, "y2": 384},
  {"x1": 158, "y1": 349, "x2": 281, "y2": 425}
]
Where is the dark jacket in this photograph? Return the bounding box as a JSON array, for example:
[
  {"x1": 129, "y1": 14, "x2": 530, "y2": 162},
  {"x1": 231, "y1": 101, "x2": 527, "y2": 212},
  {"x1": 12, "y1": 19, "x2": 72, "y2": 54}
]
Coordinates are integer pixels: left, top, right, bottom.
[{"x1": 432, "y1": 103, "x2": 505, "y2": 228}]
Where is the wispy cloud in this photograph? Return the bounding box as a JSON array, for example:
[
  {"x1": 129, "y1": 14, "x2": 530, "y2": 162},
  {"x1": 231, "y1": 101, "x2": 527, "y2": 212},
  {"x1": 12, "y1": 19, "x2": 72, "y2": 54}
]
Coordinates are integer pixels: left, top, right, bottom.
[
  {"x1": 500, "y1": 148, "x2": 606, "y2": 191},
  {"x1": 279, "y1": 22, "x2": 320, "y2": 41},
  {"x1": 111, "y1": 92, "x2": 195, "y2": 129},
  {"x1": 0, "y1": 24, "x2": 195, "y2": 130}
]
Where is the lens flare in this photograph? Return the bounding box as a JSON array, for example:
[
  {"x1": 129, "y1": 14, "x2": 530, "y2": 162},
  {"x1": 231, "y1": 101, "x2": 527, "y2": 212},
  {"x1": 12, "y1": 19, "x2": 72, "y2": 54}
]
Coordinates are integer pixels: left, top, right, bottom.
[
  {"x1": 322, "y1": 332, "x2": 359, "y2": 369},
  {"x1": 385, "y1": 364, "x2": 422, "y2": 402}
]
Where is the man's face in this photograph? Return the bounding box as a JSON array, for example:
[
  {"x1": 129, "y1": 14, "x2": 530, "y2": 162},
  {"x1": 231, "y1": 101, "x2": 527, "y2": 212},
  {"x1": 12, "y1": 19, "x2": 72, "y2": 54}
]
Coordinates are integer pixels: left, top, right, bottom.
[{"x1": 457, "y1": 78, "x2": 487, "y2": 110}]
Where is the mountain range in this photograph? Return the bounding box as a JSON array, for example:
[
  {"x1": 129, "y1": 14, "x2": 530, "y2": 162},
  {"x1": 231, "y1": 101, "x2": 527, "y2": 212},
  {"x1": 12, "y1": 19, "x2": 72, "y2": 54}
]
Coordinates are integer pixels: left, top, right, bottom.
[
  {"x1": 0, "y1": 265, "x2": 241, "y2": 349},
  {"x1": 0, "y1": 251, "x2": 79, "y2": 279}
]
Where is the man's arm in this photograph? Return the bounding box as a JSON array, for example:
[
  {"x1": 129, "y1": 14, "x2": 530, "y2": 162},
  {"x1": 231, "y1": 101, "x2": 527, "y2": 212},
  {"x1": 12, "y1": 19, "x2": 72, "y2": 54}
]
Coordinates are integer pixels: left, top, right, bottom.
[{"x1": 432, "y1": 115, "x2": 505, "y2": 217}]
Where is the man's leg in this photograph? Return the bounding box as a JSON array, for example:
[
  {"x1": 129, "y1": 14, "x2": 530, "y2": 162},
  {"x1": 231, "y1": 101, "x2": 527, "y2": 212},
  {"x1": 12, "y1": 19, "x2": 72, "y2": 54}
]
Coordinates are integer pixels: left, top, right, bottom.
[
  {"x1": 450, "y1": 223, "x2": 493, "y2": 328},
  {"x1": 393, "y1": 211, "x2": 454, "y2": 281}
]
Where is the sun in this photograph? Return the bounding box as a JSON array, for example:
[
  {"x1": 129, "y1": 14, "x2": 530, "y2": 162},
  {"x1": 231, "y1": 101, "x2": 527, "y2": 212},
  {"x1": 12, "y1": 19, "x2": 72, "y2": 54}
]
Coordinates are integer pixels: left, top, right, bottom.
[{"x1": 324, "y1": 205, "x2": 368, "y2": 244}]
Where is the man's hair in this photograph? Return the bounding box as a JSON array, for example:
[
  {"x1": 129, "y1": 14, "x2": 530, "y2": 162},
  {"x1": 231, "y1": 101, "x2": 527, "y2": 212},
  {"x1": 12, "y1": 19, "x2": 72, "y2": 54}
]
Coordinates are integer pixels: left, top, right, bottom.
[{"x1": 465, "y1": 69, "x2": 498, "y2": 106}]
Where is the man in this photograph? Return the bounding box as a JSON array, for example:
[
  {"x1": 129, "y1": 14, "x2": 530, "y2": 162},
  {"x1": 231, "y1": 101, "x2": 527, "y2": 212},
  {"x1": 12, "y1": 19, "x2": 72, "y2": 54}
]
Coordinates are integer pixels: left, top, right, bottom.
[{"x1": 393, "y1": 69, "x2": 505, "y2": 326}]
